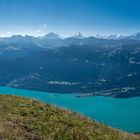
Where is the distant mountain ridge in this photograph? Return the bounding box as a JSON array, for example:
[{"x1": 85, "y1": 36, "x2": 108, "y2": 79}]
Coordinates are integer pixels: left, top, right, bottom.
[
  {"x1": 1, "y1": 32, "x2": 140, "y2": 50},
  {"x1": 1, "y1": 32, "x2": 140, "y2": 40}
]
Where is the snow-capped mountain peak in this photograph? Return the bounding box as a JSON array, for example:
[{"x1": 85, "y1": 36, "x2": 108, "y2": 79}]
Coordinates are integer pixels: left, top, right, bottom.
[{"x1": 73, "y1": 32, "x2": 85, "y2": 39}]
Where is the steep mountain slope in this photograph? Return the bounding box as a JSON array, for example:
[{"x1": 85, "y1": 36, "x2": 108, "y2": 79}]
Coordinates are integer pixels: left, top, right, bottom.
[
  {"x1": 0, "y1": 33, "x2": 140, "y2": 97},
  {"x1": 0, "y1": 44, "x2": 140, "y2": 97},
  {"x1": 0, "y1": 94, "x2": 139, "y2": 140}
]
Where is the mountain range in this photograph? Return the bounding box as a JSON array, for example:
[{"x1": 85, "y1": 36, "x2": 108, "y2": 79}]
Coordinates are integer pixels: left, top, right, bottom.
[
  {"x1": 0, "y1": 32, "x2": 140, "y2": 98},
  {"x1": 1, "y1": 32, "x2": 140, "y2": 40}
]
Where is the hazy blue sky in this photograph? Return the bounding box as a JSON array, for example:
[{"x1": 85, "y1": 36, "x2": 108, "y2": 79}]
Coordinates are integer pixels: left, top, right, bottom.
[{"x1": 0, "y1": 0, "x2": 140, "y2": 37}]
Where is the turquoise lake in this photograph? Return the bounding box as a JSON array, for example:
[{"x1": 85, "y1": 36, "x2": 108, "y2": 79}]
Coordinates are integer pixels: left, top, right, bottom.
[{"x1": 0, "y1": 86, "x2": 140, "y2": 133}]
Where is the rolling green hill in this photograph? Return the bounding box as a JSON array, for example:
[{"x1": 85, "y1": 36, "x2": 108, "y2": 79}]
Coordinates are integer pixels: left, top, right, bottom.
[{"x1": 0, "y1": 95, "x2": 139, "y2": 140}]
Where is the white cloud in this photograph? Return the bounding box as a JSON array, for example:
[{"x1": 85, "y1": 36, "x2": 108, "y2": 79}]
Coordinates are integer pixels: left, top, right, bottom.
[{"x1": 6, "y1": 32, "x2": 12, "y2": 35}]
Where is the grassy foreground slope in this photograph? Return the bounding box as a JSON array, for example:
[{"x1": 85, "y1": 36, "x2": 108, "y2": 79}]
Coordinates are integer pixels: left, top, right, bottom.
[{"x1": 0, "y1": 95, "x2": 139, "y2": 140}]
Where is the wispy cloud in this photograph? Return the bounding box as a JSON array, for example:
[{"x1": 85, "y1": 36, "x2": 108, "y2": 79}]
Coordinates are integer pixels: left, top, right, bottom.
[
  {"x1": 36, "y1": 30, "x2": 41, "y2": 33},
  {"x1": 6, "y1": 31, "x2": 12, "y2": 35},
  {"x1": 0, "y1": 4, "x2": 18, "y2": 12}
]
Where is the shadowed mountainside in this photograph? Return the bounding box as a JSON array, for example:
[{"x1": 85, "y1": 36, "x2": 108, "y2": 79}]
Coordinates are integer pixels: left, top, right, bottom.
[{"x1": 0, "y1": 34, "x2": 140, "y2": 98}]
